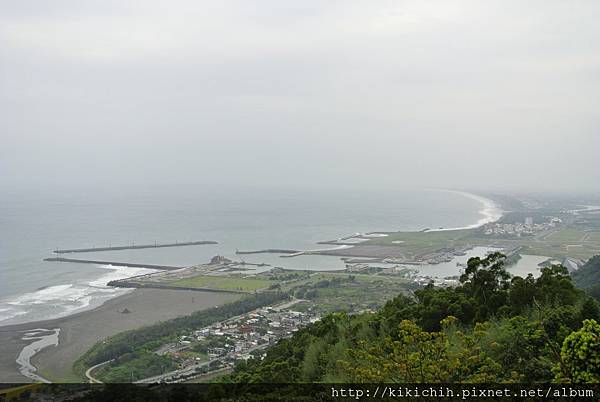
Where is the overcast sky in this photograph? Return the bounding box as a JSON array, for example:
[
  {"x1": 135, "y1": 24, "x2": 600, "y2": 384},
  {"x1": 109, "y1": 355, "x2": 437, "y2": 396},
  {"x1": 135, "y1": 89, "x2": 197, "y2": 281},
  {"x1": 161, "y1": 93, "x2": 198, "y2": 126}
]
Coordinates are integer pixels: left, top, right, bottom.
[{"x1": 1, "y1": 0, "x2": 599, "y2": 195}]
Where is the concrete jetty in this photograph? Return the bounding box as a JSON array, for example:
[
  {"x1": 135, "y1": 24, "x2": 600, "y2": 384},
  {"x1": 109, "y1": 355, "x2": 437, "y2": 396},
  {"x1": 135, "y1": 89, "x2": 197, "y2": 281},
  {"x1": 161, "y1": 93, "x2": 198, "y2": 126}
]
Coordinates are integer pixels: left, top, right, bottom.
[
  {"x1": 53, "y1": 240, "x2": 217, "y2": 254},
  {"x1": 106, "y1": 280, "x2": 248, "y2": 294},
  {"x1": 235, "y1": 249, "x2": 299, "y2": 255},
  {"x1": 44, "y1": 257, "x2": 183, "y2": 271}
]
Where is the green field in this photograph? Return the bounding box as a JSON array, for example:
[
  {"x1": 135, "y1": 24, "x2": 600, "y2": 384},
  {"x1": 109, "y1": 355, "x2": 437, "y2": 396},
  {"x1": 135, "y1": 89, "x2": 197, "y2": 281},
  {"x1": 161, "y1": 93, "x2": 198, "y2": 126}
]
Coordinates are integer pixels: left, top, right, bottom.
[
  {"x1": 517, "y1": 243, "x2": 599, "y2": 260},
  {"x1": 362, "y1": 225, "x2": 600, "y2": 261},
  {"x1": 367, "y1": 229, "x2": 471, "y2": 255},
  {"x1": 315, "y1": 272, "x2": 411, "y2": 283},
  {"x1": 288, "y1": 272, "x2": 417, "y2": 314},
  {"x1": 546, "y1": 228, "x2": 587, "y2": 243},
  {"x1": 169, "y1": 275, "x2": 271, "y2": 292}
]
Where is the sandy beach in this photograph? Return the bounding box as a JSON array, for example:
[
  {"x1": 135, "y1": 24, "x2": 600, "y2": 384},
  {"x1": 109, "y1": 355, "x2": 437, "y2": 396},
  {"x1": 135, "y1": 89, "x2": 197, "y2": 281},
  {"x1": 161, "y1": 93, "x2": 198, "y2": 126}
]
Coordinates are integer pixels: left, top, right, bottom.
[
  {"x1": 0, "y1": 288, "x2": 238, "y2": 383},
  {"x1": 428, "y1": 190, "x2": 504, "y2": 231}
]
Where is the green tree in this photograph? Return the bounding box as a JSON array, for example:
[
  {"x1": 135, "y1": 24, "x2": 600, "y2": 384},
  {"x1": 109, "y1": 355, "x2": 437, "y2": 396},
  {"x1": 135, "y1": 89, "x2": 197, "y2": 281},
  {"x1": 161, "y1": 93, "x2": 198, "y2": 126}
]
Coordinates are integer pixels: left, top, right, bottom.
[
  {"x1": 413, "y1": 284, "x2": 476, "y2": 331},
  {"x1": 535, "y1": 265, "x2": 579, "y2": 306},
  {"x1": 482, "y1": 316, "x2": 553, "y2": 381},
  {"x1": 340, "y1": 317, "x2": 502, "y2": 383},
  {"x1": 227, "y1": 254, "x2": 600, "y2": 385},
  {"x1": 300, "y1": 339, "x2": 325, "y2": 381},
  {"x1": 508, "y1": 274, "x2": 536, "y2": 314},
  {"x1": 554, "y1": 319, "x2": 600, "y2": 383},
  {"x1": 459, "y1": 252, "x2": 511, "y2": 321},
  {"x1": 580, "y1": 298, "x2": 600, "y2": 322}
]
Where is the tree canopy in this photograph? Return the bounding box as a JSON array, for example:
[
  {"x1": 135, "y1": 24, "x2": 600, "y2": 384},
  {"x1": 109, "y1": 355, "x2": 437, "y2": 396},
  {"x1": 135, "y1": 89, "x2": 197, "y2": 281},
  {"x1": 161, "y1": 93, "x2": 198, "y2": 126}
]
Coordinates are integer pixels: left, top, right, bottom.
[{"x1": 228, "y1": 253, "x2": 600, "y2": 384}]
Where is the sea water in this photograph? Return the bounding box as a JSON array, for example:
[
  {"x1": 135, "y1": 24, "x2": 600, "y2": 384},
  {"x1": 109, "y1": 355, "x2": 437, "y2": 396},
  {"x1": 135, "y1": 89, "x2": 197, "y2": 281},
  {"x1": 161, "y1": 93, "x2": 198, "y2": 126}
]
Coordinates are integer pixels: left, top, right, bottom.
[{"x1": 0, "y1": 186, "x2": 499, "y2": 325}]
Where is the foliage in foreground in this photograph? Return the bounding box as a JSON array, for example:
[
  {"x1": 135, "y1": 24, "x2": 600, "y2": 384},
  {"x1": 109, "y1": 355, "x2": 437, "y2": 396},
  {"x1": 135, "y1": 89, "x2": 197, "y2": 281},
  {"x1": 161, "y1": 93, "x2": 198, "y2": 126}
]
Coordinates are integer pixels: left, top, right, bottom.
[
  {"x1": 228, "y1": 253, "x2": 600, "y2": 383},
  {"x1": 555, "y1": 318, "x2": 600, "y2": 383}
]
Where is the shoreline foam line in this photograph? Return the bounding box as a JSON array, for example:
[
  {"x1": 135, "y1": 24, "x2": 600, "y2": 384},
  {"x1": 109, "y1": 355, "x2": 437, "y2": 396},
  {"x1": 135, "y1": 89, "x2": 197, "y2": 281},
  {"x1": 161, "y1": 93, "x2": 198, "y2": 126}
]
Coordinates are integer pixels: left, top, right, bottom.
[
  {"x1": 427, "y1": 190, "x2": 504, "y2": 232},
  {"x1": 0, "y1": 265, "x2": 160, "y2": 327}
]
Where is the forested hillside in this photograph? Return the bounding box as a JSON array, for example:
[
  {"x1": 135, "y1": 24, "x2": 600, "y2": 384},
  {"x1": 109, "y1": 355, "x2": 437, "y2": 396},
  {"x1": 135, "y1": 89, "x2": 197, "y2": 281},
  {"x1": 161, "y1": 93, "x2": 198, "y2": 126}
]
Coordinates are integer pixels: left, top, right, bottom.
[
  {"x1": 571, "y1": 255, "x2": 600, "y2": 301},
  {"x1": 228, "y1": 253, "x2": 600, "y2": 383}
]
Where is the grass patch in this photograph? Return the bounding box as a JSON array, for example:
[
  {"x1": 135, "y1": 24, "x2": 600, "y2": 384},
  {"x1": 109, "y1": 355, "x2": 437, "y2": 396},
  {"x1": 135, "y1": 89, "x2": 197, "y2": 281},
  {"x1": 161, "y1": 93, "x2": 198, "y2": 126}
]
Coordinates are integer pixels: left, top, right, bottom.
[
  {"x1": 520, "y1": 243, "x2": 599, "y2": 260},
  {"x1": 306, "y1": 278, "x2": 414, "y2": 313},
  {"x1": 546, "y1": 228, "x2": 587, "y2": 243},
  {"x1": 38, "y1": 370, "x2": 81, "y2": 383},
  {"x1": 370, "y1": 229, "x2": 471, "y2": 246},
  {"x1": 289, "y1": 272, "x2": 417, "y2": 314},
  {"x1": 169, "y1": 275, "x2": 271, "y2": 292},
  {"x1": 314, "y1": 272, "x2": 406, "y2": 283},
  {"x1": 366, "y1": 229, "x2": 471, "y2": 256}
]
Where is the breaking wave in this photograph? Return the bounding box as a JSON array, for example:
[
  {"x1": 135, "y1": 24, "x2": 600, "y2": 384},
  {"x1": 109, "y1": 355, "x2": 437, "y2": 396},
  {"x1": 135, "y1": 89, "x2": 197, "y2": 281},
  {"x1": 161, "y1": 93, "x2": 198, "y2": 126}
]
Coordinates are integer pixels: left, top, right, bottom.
[{"x1": 0, "y1": 265, "x2": 157, "y2": 325}]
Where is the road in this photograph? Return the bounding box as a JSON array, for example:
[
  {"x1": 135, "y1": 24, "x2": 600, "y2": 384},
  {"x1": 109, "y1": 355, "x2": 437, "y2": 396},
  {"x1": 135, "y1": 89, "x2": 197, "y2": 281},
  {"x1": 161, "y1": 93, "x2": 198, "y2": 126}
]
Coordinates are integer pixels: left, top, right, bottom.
[
  {"x1": 135, "y1": 343, "x2": 270, "y2": 384},
  {"x1": 273, "y1": 298, "x2": 306, "y2": 311},
  {"x1": 85, "y1": 359, "x2": 113, "y2": 383},
  {"x1": 86, "y1": 297, "x2": 299, "y2": 384}
]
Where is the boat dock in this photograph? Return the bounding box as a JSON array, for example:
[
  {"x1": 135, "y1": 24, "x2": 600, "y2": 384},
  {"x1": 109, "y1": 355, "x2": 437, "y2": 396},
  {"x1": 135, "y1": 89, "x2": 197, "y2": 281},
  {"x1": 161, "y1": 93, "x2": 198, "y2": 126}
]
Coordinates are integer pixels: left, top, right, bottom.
[{"x1": 53, "y1": 240, "x2": 217, "y2": 254}]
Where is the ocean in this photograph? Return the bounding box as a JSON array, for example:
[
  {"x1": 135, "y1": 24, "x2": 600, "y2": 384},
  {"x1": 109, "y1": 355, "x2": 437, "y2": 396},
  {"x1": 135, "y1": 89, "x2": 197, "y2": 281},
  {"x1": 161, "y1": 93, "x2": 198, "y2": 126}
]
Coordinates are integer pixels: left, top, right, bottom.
[{"x1": 0, "y1": 187, "x2": 500, "y2": 326}]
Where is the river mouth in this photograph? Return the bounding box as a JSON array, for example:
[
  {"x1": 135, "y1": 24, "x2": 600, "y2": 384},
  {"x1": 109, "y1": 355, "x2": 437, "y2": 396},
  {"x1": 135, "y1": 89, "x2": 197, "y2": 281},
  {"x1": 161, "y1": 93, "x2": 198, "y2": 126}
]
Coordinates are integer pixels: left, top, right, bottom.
[{"x1": 16, "y1": 328, "x2": 60, "y2": 383}]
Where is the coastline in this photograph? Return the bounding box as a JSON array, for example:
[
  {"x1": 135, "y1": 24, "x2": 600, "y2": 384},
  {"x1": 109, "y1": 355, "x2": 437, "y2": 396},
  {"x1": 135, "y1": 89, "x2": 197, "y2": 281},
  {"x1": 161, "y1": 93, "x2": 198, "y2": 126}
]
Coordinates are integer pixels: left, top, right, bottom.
[
  {"x1": 0, "y1": 188, "x2": 503, "y2": 383},
  {"x1": 0, "y1": 188, "x2": 498, "y2": 329},
  {"x1": 427, "y1": 190, "x2": 503, "y2": 232},
  {"x1": 0, "y1": 288, "x2": 239, "y2": 383},
  {"x1": 0, "y1": 265, "x2": 161, "y2": 326}
]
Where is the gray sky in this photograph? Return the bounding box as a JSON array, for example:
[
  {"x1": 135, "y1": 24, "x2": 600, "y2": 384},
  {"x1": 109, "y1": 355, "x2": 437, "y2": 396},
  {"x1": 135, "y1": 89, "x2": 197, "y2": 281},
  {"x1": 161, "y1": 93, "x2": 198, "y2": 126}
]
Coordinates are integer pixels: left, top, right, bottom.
[{"x1": 1, "y1": 0, "x2": 599, "y2": 194}]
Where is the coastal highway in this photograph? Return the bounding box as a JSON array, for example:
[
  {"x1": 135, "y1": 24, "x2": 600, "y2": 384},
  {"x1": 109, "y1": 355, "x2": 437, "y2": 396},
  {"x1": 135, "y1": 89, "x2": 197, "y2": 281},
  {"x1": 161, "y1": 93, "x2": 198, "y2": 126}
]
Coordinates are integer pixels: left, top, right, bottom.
[
  {"x1": 135, "y1": 343, "x2": 270, "y2": 384},
  {"x1": 100, "y1": 298, "x2": 302, "y2": 384},
  {"x1": 134, "y1": 299, "x2": 306, "y2": 383},
  {"x1": 85, "y1": 359, "x2": 114, "y2": 383},
  {"x1": 80, "y1": 309, "x2": 259, "y2": 384}
]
